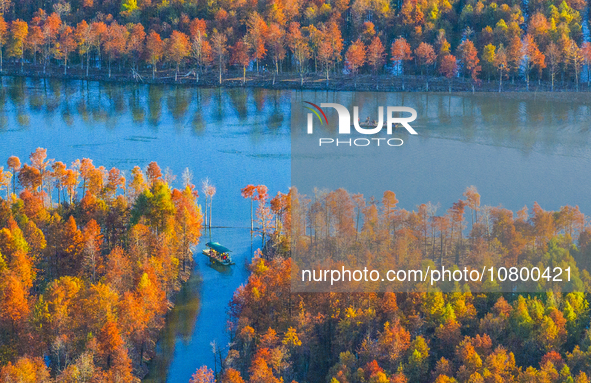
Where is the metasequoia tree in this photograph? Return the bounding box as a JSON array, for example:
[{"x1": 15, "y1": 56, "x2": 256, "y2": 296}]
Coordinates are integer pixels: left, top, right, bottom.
[
  {"x1": 41, "y1": 13, "x2": 61, "y2": 74},
  {"x1": 458, "y1": 40, "x2": 481, "y2": 91},
  {"x1": 522, "y1": 34, "x2": 545, "y2": 90},
  {"x1": 74, "y1": 20, "x2": 92, "y2": 72},
  {"x1": 566, "y1": 39, "x2": 583, "y2": 91},
  {"x1": 126, "y1": 23, "x2": 145, "y2": 72},
  {"x1": 391, "y1": 37, "x2": 412, "y2": 89},
  {"x1": 56, "y1": 24, "x2": 75, "y2": 74},
  {"x1": 190, "y1": 20, "x2": 211, "y2": 81},
  {"x1": 246, "y1": 12, "x2": 267, "y2": 72},
  {"x1": 103, "y1": 21, "x2": 127, "y2": 78},
  {"x1": 367, "y1": 36, "x2": 385, "y2": 75},
  {"x1": 231, "y1": 39, "x2": 250, "y2": 84},
  {"x1": 145, "y1": 30, "x2": 164, "y2": 79},
  {"x1": 26, "y1": 18, "x2": 43, "y2": 66},
  {"x1": 494, "y1": 44, "x2": 508, "y2": 92},
  {"x1": 266, "y1": 23, "x2": 286, "y2": 77},
  {"x1": 0, "y1": 15, "x2": 6, "y2": 71},
  {"x1": 345, "y1": 39, "x2": 366, "y2": 87},
  {"x1": 415, "y1": 42, "x2": 436, "y2": 90},
  {"x1": 210, "y1": 30, "x2": 227, "y2": 85},
  {"x1": 286, "y1": 22, "x2": 310, "y2": 78},
  {"x1": 8, "y1": 19, "x2": 27, "y2": 71},
  {"x1": 0, "y1": 0, "x2": 585, "y2": 89},
  {"x1": 166, "y1": 30, "x2": 190, "y2": 81},
  {"x1": 439, "y1": 54, "x2": 458, "y2": 92}
]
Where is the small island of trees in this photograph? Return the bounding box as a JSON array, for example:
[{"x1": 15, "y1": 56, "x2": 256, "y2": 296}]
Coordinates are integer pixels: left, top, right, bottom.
[{"x1": 0, "y1": 148, "x2": 203, "y2": 382}]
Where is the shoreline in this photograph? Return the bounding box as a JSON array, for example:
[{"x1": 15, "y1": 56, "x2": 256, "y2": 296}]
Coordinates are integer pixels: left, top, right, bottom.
[{"x1": 2, "y1": 63, "x2": 591, "y2": 97}]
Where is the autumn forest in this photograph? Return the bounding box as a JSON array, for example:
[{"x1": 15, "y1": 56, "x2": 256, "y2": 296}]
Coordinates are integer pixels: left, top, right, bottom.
[
  {"x1": 0, "y1": 148, "x2": 204, "y2": 382},
  {"x1": 0, "y1": 0, "x2": 589, "y2": 90},
  {"x1": 216, "y1": 188, "x2": 591, "y2": 383},
  {"x1": 0, "y1": 0, "x2": 590, "y2": 379},
  {"x1": 2, "y1": 147, "x2": 591, "y2": 383}
]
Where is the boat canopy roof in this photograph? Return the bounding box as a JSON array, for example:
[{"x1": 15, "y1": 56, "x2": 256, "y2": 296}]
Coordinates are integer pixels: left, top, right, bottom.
[{"x1": 206, "y1": 242, "x2": 232, "y2": 253}]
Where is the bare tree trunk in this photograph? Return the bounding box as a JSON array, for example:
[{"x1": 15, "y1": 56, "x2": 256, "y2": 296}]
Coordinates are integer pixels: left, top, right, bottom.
[
  {"x1": 204, "y1": 196, "x2": 208, "y2": 228},
  {"x1": 209, "y1": 200, "x2": 212, "y2": 229}
]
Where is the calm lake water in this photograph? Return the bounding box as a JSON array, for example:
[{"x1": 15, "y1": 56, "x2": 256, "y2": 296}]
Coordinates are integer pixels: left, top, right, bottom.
[
  {"x1": 0, "y1": 77, "x2": 590, "y2": 382},
  {"x1": 292, "y1": 91, "x2": 591, "y2": 215}
]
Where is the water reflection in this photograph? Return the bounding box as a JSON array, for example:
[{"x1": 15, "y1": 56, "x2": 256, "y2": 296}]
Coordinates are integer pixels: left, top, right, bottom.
[
  {"x1": 2, "y1": 77, "x2": 589, "y2": 160},
  {"x1": 0, "y1": 77, "x2": 292, "y2": 134},
  {"x1": 143, "y1": 262, "x2": 202, "y2": 383},
  {"x1": 292, "y1": 90, "x2": 591, "y2": 159},
  {"x1": 293, "y1": 91, "x2": 591, "y2": 218},
  {"x1": 144, "y1": 228, "x2": 252, "y2": 383}
]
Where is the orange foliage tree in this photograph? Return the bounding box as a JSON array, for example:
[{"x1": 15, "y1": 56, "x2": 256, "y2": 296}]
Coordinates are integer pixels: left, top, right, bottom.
[
  {"x1": 145, "y1": 30, "x2": 164, "y2": 79},
  {"x1": 0, "y1": 149, "x2": 204, "y2": 381},
  {"x1": 166, "y1": 30, "x2": 190, "y2": 80}
]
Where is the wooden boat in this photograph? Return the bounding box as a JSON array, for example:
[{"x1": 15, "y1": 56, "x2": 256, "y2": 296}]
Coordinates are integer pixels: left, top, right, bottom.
[{"x1": 203, "y1": 242, "x2": 234, "y2": 266}]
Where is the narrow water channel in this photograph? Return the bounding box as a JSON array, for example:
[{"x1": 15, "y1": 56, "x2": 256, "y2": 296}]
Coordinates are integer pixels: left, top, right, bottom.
[{"x1": 144, "y1": 227, "x2": 256, "y2": 383}]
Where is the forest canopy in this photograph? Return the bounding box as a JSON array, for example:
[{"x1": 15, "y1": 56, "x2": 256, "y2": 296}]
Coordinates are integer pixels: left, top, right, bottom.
[
  {"x1": 224, "y1": 256, "x2": 591, "y2": 383},
  {"x1": 0, "y1": 0, "x2": 587, "y2": 89},
  {"x1": 0, "y1": 148, "x2": 203, "y2": 382},
  {"x1": 290, "y1": 187, "x2": 591, "y2": 292},
  {"x1": 216, "y1": 187, "x2": 591, "y2": 382}
]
